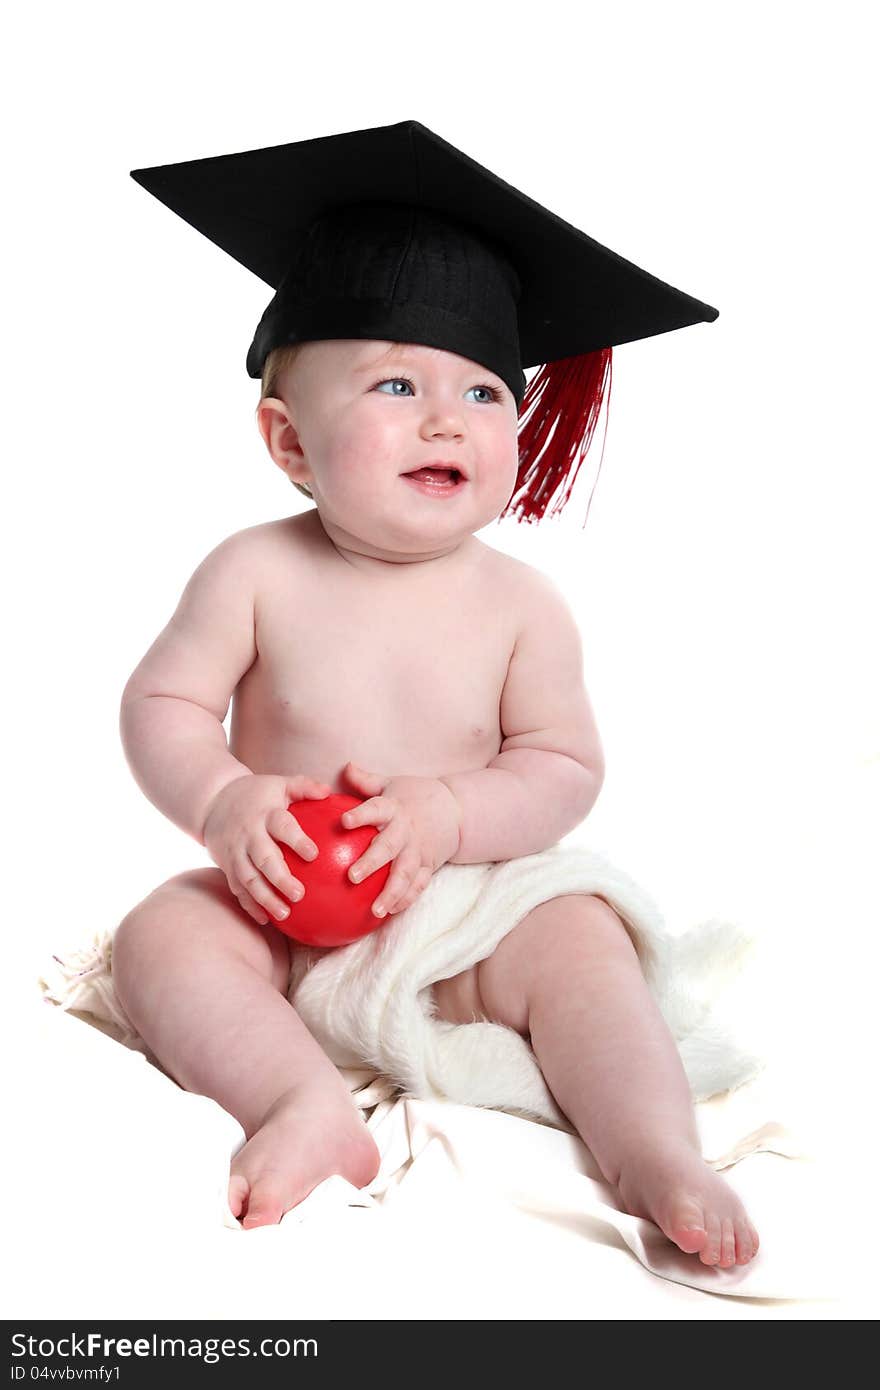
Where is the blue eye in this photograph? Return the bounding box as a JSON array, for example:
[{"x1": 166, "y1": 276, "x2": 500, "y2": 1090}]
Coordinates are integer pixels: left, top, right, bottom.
[
  {"x1": 468, "y1": 384, "x2": 502, "y2": 404},
  {"x1": 373, "y1": 376, "x2": 504, "y2": 404},
  {"x1": 375, "y1": 377, "x2": 416, "y2": 396}
]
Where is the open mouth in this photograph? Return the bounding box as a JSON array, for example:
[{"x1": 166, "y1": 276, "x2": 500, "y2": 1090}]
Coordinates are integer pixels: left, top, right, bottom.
[{"x1": 402, "y1": 466, "x2": 466, "y2": 494}]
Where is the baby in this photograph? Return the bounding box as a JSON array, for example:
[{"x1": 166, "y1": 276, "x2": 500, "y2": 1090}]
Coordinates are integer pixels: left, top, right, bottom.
[{"x1": 112, "y1": 334, "x2": 759, "y2": 1267}]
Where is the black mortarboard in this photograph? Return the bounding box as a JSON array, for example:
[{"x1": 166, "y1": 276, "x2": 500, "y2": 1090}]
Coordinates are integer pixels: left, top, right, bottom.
[{"x1": 130, "y1": 119, "x2": 718, "y2": 524}]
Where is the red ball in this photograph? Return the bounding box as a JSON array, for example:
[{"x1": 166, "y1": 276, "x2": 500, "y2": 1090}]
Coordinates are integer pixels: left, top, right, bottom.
[{"x1": 267, "y1": 794, "x2": 391, "y2": 948}]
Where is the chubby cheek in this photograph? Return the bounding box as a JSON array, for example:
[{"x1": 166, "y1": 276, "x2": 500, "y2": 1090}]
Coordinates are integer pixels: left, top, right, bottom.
[
  {"x1": 323, "y1": 427, "x2": 391, "y2": 497},
  {"x1": 482, "y1": 430, "x2": 520, "y2": 500}
]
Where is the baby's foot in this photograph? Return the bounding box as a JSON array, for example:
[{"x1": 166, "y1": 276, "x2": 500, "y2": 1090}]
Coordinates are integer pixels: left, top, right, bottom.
[
  {"x1": 228, "y1": 1084, "x2": 380, "y2": 1229},
  {"x1": 615, "y1": 1141, "x2": 760, "y2": 1267}
]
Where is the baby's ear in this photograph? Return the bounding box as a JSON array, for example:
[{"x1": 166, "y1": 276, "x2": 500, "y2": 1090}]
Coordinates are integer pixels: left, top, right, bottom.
[{"x1": 256, "y1": 396, "x2": 310, "y2": 480}]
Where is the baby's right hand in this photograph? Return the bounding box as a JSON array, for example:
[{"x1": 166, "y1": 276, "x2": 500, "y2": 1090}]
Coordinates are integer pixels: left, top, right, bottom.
[{"x1": 201, "y1": 773, "x2": 332, "y2": 926}]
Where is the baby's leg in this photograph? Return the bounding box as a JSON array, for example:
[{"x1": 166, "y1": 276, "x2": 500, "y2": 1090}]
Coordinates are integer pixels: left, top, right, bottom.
[
  {"x1": 112, "y1": 868, "x2": 379, "y2": 1228},
  {"x1": 436, "y1": 894, "x2": 759, "y2": 1268}
]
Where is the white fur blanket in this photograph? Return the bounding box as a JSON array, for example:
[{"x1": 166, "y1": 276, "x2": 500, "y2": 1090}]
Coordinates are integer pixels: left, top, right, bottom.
[{"x1": 40, "y1": 843, "x2": 766, "y2": 1124}]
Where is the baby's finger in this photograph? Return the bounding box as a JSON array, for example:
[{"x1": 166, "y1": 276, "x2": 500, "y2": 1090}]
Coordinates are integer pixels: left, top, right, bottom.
[
  {"x1": 387, "y1": 865, "x2": 432, "y2": 915},
  {"x1": 269, "y1": 808, "x2": 320, "y2": 862},
  {"x1": 237, "y1": 861, "x2": 287, "y2": 918},
  {"x1": 238, "y1": 852, "x2": 301, "y2": 920},
  {"x1": 341, "y1": 795, "x2": 392, "y2": 832},
  {"x1": 228, "y1": 876, "x2": 271, "y2": 927},
  {"x1": 253, "y1": 840, "x2": 307, "y2": 909},
  {"x1": 340, "y1": 799, "x2": 375, "y2": 831},
  {"x1": 344, "y1": 761, "x2": 387, "y2": 794},
  {"x1": 371, "y1": 846, "x2": 421, "y2": 917},
  {"x1": 347, "y1": 821, "x2": 405, "y2": 884},
  {"x1": 286, "y1": 776, "x2": 332, "y2": 801}
]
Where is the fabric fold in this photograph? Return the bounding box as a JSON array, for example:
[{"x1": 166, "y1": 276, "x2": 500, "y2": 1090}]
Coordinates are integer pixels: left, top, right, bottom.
[
  {"x1": 286, "y1": 844, "x2": 766, "y2": 1125},
  {"x1": 40, "y1": 843, "x2": 767, "y2": 1129}
]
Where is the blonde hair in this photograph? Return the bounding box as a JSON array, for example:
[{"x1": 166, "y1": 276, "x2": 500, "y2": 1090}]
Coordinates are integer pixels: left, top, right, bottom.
[{"x1": 259, "y1": 339, "x2": 405, "y2": 503}]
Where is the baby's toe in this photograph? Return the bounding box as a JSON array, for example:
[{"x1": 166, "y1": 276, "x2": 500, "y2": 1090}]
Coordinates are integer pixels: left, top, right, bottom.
[
  {"x1": 699, "y1": 1213, "x2": 723, "y2": 1265},
  {"x1": 228, "y1": 1172, "x2": 249, "y2": 1219},
  {"x1": 236, "y1": 1170, "x2": 285, "y2": 1229},
  {"x1": 719, "y1": 1217, "x2": 737, "y2": 1267},
  {"x1": 736, "y1": 1220, "x2": 760, "y2": 1264},
  {"x1": 666, "y1": 1196, "x2": 708, "y2": 1254},
  {"x1": 241, "y1": 1192, "x2": 284, "y2": 1228},
  {"x1": 735, "y1": 1225, "x2": 753, "y2": 1264}
]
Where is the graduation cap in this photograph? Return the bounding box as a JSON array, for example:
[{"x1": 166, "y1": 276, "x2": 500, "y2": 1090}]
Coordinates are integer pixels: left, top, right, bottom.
[{"x1": 130, "y1": 119, "x2": 718, "y2": 525}]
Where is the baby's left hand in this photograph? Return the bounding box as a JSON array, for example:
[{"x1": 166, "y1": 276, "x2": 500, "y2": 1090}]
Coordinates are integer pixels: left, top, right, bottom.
[{"x1": 340, "y1": 761, "x2": 462, "y2": 918}]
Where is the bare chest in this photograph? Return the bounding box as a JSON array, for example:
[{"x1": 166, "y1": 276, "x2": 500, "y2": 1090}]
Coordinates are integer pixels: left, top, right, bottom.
[{"x1": 230, "y1": 529, "x2": 517, "y2": 789}]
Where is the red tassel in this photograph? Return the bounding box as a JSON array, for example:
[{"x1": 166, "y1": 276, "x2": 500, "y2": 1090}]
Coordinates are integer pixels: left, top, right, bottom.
[{"x1": 499, "y1": 347, "x2": 613, "y2": 527}]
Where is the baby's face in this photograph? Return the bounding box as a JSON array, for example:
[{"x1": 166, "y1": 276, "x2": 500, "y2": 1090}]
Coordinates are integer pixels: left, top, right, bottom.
[{"x1": 262, "y1": 339, "x2": 520, "y2": 559}]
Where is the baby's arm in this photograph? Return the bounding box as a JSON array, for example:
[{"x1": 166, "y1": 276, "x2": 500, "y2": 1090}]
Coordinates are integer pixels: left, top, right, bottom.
[
  {"x1": 119, "y1": 532, "x2": 258, "y2": 844},
  {"x1": 440, "y1": 570, "x2": 604, "y2": 863}
]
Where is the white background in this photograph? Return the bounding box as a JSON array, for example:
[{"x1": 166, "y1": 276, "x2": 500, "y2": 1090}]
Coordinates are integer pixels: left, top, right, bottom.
[{"x1": 3, "y1": 0, "x2": 877, "y2": 1318}]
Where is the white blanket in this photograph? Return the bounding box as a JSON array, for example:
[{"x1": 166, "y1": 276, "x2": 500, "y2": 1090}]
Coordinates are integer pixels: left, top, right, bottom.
[
  {"x1": 10, "y1": 999, "x2": 840, "y2": 1313},
  {"x1": 33, "y1": 821, "x2": 858, "y2": 1309},
  {"x1": 41, "y1": 841, "x2": 766, "y2": 1126}
]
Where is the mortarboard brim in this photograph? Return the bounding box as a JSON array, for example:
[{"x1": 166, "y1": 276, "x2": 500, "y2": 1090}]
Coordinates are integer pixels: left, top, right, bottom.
[{"x1": 130, "y1": 120, "x2": 719, "y2": 524}]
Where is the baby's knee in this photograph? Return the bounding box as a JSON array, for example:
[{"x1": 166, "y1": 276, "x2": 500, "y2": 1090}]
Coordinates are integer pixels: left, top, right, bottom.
[
  {"x1": 113, "y1": 897, "x2": 173, "y2": 987},
  {"x1": 113, "y1": 870, "x2": 219, "y2": 971},
  {"x1": 513, "y1": 893, "x2": 638, "y2": 970},
  {"x1": 113, "y1": 867, "x2": 291, "y2": 996}
]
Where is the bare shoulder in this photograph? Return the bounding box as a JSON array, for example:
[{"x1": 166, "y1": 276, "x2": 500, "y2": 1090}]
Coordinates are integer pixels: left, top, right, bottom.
[
  {"x1": 473, "y1": 541, "x2": 572, "y2": 634},
  {"x1": 175, "y1": 515, "x2": 318, "y2": 642},
  {"x1": 222, "y1": 511, "x2": 320, "y2": 579},
  {"x1": 226, "y1": 511, "x2": 312, "y2": 554},
  {"x1": 472, "y1": 538, "x2": 538, "y2": 589}
]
